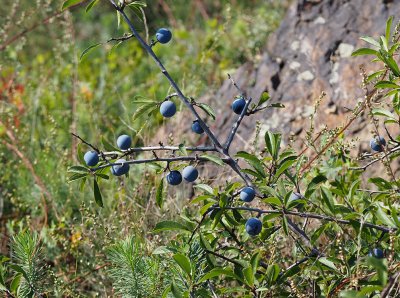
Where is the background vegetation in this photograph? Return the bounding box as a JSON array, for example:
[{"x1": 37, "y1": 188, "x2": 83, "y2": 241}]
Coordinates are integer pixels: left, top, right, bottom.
[
  {"x1": 0, "y1": 0, "x2": 288, "y2": 296},
  {"x1": 2, "y1": 1, "x2": 400, "y2": 297}
]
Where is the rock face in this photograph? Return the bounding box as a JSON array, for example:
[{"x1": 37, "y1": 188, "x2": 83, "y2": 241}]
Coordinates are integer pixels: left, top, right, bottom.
[
  {"x1": 156, "y1": 0, "x2": 399, "y2": 169},
  {"x1": 202, "y1": 0, "x2": 399, "y2": 154}
]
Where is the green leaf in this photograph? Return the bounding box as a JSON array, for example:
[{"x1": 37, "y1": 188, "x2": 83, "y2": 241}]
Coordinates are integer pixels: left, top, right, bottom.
[
  {"x1": 257, "y1": 91, "x2": 270, "y2": 107},
  {"x1": 132, "y1": 103, "x2": 158, "y2": 122},
  {"x1": 156, "y1": 179, "x2": 164, "y2": 208},
  {"x1": 263, "y1": 197, "x2": 281, "y2": 207},
  {"x1": 250, "y1": 252, "x2": 260, "y2": 274},
  {"x1": 380, "y1": 36, "x2": 389, "y2": 52},
  {"x1": 201, "y1": 154, "x2": 225, "y2": 166},
  {"x1": 275, "y1": 155, "x2": 297, "y2": 178},
  {"x1": 132, "y1": 96, "x2": 158, "y2": 104},
  {"x1": 371, "y1": 108, "x2": 396, "y2": 120},
  {"x1": 68, "y1": 173, "x2": 88, "y2": 183},
  {"x1": 366, "y1": 257, "x2": 388, "y2": 285},
  {"x1": 369, "y1": 177, "x2": 392, "y2": 190},
  {"x1": 384, "y1": 56, "x2": 400, "y2": 77},
  {"x1": 282, "y1": 216, "x2": 288, "y2": 235},
  {"x1": 68, "y1": 165, "x2": 90, "y2": 174},
  {"x1": 197, "y1": 268, "x2": 236, "y2": 284},
  {"x1": 386, "y1": 16, "x2": 394, "y2": 42},
  {"x1": 80, "y1": 43, "x2": 102, "y2": 61},
  {"x1": 152, "y1": 246, "x2": 171, "y2": 255},
  {"x1": 305, "y1": 174, "x2": 327, "y2": 197},
  {"x1": 117, "y1": 10, "x2": 121, "y2": 28},
  {"x1": 265, "y1": 264, "x2": 280, "y2": 284},
  {"x1": 193, "y1": 184, "x2": 214, "y2": 195},
  {"x1": 318, "y1": 257, "x2": 337, "y2": 271},
  {"x1": 9, "y1": 273, "x2": 21, "y2": 293},
  {"x1": 62, "y1": 0, "x2": 82, "y2": 10},
  {"x1": 265, "y1": 131, "x2": 281, "y2": 160},
  {"x1": 77, "y1": 143, "x2": 85, "y2": 164},
  {"x1": 360, "y1": 36, "x2": 381, "y2": 48},
  {"x1": 178, "y1": 144, "x2": 187, "y2": 156},
  {"x1": 339, "y1": 291, "x2": 365, "y2": 298},
  {"x1": 153, "y1": 220, "x2": 192, "y2": 233},
  {"x1": 161, "y1": 285, "x2": 171, "y2": 298},
  {"x1": 93, "y1": 179, "x2": 103, "y2": 207},
  {"x1": 321, "y1": 187, "x2": 335, "y2": 215},
  {"x1": 190, "y1": 194, "x2": 215, "y2": 205},
  {"x1": 374, "y1": 81, "x2": 400, "y2": 89},
  {"x1": 269, "y1": 103, "x2": 285, "y2": 108},
  {"x1": 243, "y1": 266, "x2": 254, "y2": 287},
  {"x1": 102, "y1": 136, "x2": 119, "y2": 152},
  {"x1": 126, "y1": 1, "x2": 147, "y2": 8},
  {"x1": 0, "y1": 283, "x2": 8, "y2": 292},
  {"x1": 235, "y1": 151, "x2": 266, "y2": 177},
  {"x1": 85, "y1": 0, "x2": 99, "y2": 12},
  {"x1": 170, "y1": 281, "x2": 183, "y2": 298},
  {"x1": 198, "y1": 103, "x2": 216, "y2": 120},
  {"x1": 173, "y1": 253, "x2": 192, "y2": 279},
  {"x1": 376, "y1": 206, "x2": 396, "y2": 227},
  {"x1": 96, "y1": 173, "x2": 109, "y2": 180},
  {"x1": 351, "y1": 48, "x2": 379, "y2": 57},
  {"x1": 389, "y1": 42, "x2": 400, "y2": 55},
  {"x1": 8, "y1": 265, "x2": 28, "y2": 281},
  {"x1": 367, "y1": 70, "x2": 386, "y2": 83}
]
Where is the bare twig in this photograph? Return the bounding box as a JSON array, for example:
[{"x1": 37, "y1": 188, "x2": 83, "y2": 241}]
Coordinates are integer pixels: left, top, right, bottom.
[
  {"x1": 210, "y1": 206, "x2": 396, "y2": 233},
  {"x1": 350, "y1": 145, "x2": 400, "y2": 170},
  {"x1": 71, "y1": 132, "x2": 100, "y2": 153},
  {"x1": 225, "y1": 97, "x2": 252, "y2": 151},
  {"x1": 107, "y1": 33, "x2": 134, "y2": 43},
  {"x1": 93, "y1": 156, "x2": 231, "y2": 171}
]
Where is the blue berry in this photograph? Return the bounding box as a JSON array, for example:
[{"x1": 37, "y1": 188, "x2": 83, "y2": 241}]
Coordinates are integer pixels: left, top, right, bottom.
[
  {"x1": 368, "y1": 248, "x2": 384, "y2": 259},
  {"x1": 231, "y1": 97, "x2": 246, "y2": 114},
  {"x1": 182, "y1": 166, "x2": 198, "y2": 182},
  {"x1": 240, "y1": 187, "x2": 256, "y2": 202},
  {"x1": 370, "y1": 136, "x2": 386, "y2": 152},
  {"x1": 111, "y1": 159, "x2": 130, "y2": 176},
  {"x1": 245, "y1": 217, "x2": 262, "y2": 236},
  {"x1": 167, "y1": 170, "x2": 182, "y2": 185},
  {"x1": 156, "y1": 28, "x2": 172, "y2": 44},
  {"x1": 117, "y1": 134, "x2": 132, "y2": 150},
  {"x1": 160, "y1": 101, "x2": 176, "y2": 118},
  {"x1": 191, "y1": 120, "x2": 204, "y2": 134},
  {"x1": 84, "y1": 151, "x2": 99, "y2": 167}
]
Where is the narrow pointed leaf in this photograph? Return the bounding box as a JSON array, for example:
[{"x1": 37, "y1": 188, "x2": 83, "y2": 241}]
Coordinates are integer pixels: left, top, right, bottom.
[{"x1": 93, "y1": 179, "x2": 103, "y2": 207}]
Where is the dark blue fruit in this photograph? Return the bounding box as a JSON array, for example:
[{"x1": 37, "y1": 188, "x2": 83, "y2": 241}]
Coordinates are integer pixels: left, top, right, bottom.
[
  {"x1": 191, "y1": 120, "x2": 204, "y2": 134},
  {"x1": 182, "y1": 166, "x2": 198, "y2": 182},
  {"x1": 231, "y1": 97, "x2": 246, "y2": 115},
  {"x1": 117, "y1": 134, "x2": 132, "y2": 150},
  {"x1": 111, "y1": 159, "x2": 130, "y2": 176},
  {"x1": 167, "y1": 170, "x2": 182, "y2": 185},
  {"x1": 240, "y1": 187, "x2": 256, "y2": 202},
  {"x1": 156, "y1": 28, "x2": 172, "y2": 44},
  {"x1": 84, "y1": 151, "x2": 99, "y2": 167},
  {"x1": 160, "y1": 101, "x2": 176, "y2": 118},
  {"x1": 368, "y1": 248, "x2": 384, "y2": 259},
  {"x1": 245, "y1": 217, "x2": 262, "y2": 236},
  {"x1": 370, "y1": 136, "x2": 386, "y2": 152}
]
